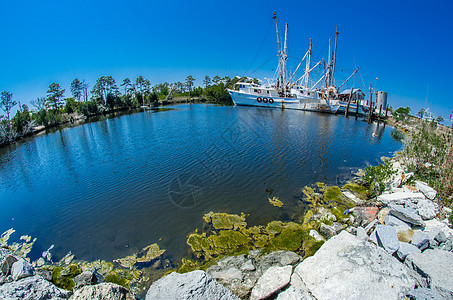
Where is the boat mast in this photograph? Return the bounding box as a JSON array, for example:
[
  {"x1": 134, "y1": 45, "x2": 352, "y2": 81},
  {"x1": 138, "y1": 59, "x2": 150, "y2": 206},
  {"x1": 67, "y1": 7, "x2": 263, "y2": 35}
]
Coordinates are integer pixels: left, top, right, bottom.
[
  {"x1": 283, "y1": 23, "x2": 288, "y2": 91},
  {"x1": 305, "y1": 38, "x2": 312, "y2": 88},
  {"x1": 273, "y1": 12, "x2": 287, "y2": 95},
  {"x1": 325, "y1": 38, "x2": 332, "y2": 88},
  {"x1": 325, "y1": 26, "x2": 339, "y2": 89},
  {"x1": 332, "y1": 26, "x2": 339, "y2": 85}
]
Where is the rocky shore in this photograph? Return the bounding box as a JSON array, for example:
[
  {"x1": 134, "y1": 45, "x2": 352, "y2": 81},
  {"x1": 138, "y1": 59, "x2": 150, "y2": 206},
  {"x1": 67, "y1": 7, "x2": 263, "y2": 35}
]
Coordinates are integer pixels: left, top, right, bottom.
[{"x1": 144, "y1": 172, "x2": 453, "y2": 299}]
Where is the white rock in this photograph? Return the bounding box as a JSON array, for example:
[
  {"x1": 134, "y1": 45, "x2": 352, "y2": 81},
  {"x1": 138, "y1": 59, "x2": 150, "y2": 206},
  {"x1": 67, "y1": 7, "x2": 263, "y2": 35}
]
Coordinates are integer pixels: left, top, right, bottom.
[
  {"x1": 405, "y1": 249, "x2": 453, "y2": 299},
  {"x1": 396, "y1": 242, "x2": 421, "y2": 261},
  {"x1": 240, "y1": 260, "x2": 255, "y2": 272},
  {"x1": 443, "y1": 207, "x2": 452, "y2": 215},
  {"x1": 0, "y1": 275, "x2": 70, "y2": 299},
  {"x1": 276, "y1": 286, "x2": 314, "y2": 300},
  {"x1": 71, "y1": 282, "x2": 135, "y2": 300},
  {"x1": 209, "y1": 267, "x2": 242, "y2": 281},
  {"x1": 250, "y1": 266, "x2": 292, "y2": 300},
  {"x1": 406, "y1": 288, "x2": 445, "y2": 300},
  {"x1": 309, "y1": 230, "x2": 324, "y2": 241},
  {"x1": 319, "y1": 223, "x2": 336, "y2": 239},
  {"x1": 11, "y1": 259, "x2": 34, "y2": 281},
  {"x1": 416, "y1": 199, "x2": 439, "y2": 220},
  {"x1": 356, "y1": 227, "x2": 368, "y2": 241},
  {"x1": 375, "y1": 225, "x2": 400, "y2": 254},
  {"x1": 293, "y1": 231, "x2": 417, "y2": 300},
  {"x1": 415, "y1": 180, "x2": 437, "y2": 200},
  {"x1": 425, "y1": 219, "x2": 453, "y2": 239},
  {"x1": 342, "y1": 191, "x2": 360, "y2": 204},
  {"x1": 146, "y1": 270, "x2": 239, "y2": 300},
  {"x1": 411, "y1": 230, "x2": 429, "y2": 251},
  {"x1": 364, "y1": 219, "x2": 378, "y2": 235},
  {"x1": 388, "y1": 203, "x2": 425, "y2": 227},
  {"x1": 377, "y1": 192, "x2": 426, "y2": 205}
]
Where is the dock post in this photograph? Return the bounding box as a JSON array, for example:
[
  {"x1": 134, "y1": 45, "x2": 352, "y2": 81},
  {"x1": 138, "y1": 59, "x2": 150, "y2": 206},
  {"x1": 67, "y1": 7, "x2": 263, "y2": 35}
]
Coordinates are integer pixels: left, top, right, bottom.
[
  {"x1": 356, "y1": 100, "x2": 359, "y2": 117},
  {"x1": 368, "y1": 101, "x2": 373, "y2": 123},
  {"x1": 378, "y1": 104, "x2": 382, "y2": 121},
  {"x1": 385, "y1": 104, "x2": 389, "y2": 118}
]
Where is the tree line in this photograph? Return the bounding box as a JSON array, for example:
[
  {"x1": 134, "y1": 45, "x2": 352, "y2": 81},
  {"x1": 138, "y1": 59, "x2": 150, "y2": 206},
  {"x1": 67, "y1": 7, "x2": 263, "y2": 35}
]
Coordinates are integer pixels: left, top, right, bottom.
[{"x1": 0, "y1": 74, "x2": 249, "y2": 147}]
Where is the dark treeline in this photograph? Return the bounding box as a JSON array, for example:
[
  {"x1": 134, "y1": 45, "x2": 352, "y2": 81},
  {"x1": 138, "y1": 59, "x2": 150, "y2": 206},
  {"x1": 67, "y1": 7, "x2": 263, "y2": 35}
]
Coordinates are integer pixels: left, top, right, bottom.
[{"x1": 0, "y1": 74, "x2": 252, "y2": 147}]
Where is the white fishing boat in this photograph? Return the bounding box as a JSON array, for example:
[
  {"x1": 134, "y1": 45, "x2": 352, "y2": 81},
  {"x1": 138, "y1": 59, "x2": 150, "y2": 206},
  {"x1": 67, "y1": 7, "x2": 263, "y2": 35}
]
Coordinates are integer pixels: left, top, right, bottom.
[{"x1": 228, "y1": 12, "x2": 370, "y2": 116}]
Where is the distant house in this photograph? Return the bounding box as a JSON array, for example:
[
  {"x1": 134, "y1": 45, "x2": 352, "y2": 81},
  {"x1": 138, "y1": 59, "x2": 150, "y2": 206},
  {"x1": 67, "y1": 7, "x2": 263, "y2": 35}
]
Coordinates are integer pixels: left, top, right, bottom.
[{"x1": 338, "y1": 88, "x2": 365, "y2": 103}]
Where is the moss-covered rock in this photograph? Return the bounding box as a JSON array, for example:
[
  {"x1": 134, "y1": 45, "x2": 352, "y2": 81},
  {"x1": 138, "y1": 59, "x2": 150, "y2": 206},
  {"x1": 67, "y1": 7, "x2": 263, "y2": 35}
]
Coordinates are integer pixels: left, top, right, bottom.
[
  {"x1": 268, "y1": 222, "x2": 304, "y2": 251},
  {"x1": 52, "y1": 264, "x2": 82, "y2": 290}
]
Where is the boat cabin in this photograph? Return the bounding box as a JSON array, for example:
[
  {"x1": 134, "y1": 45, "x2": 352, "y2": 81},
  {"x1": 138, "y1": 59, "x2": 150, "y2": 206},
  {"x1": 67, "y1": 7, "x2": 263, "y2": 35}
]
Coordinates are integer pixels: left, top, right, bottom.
[
  {"x1": 338, "y1": 88, "x2": 365, "y2": 103},
  {"x1": 234, "y1": 82, "x2": 278, "y2": 97}
]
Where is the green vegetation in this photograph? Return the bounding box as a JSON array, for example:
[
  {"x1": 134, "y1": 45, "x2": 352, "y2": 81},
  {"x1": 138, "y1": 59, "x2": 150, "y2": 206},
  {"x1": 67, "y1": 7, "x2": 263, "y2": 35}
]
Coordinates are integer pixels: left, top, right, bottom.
[
  {"x1": 268, "y1": 197, "x2": 284, "y2": 207},
  {"x1": 364, "y1": 160, "x2": 397, "y2": 197},
  {"x1": 52, "y1": 264, "x2": 82, "y2": 290},
  {"x1": 400, "y1": 119, "x2": 453, "y2": 203}
]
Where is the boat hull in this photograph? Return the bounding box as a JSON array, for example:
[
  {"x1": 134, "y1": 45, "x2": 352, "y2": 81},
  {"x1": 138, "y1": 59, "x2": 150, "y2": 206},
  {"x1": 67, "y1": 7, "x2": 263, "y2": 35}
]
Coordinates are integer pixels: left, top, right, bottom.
[{"x1": 228, "y1": 90, "x2": 338, "y2": 113}]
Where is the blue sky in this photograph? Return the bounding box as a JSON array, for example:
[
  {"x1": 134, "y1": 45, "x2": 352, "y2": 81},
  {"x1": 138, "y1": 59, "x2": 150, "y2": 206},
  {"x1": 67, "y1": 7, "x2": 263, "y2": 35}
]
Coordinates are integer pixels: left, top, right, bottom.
[{"x1": 1, "y1": 0, "x2": 452, "y2": 123}]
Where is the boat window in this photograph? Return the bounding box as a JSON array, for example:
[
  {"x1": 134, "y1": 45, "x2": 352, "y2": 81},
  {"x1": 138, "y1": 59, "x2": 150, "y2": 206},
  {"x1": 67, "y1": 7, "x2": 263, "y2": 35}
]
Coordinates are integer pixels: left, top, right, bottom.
[
  {"x1": 254, "y1": 89, "x2": 258, "y2": 92},
  {"x1": 267, "y1": 91, "x2": 269, "y2": 94}
]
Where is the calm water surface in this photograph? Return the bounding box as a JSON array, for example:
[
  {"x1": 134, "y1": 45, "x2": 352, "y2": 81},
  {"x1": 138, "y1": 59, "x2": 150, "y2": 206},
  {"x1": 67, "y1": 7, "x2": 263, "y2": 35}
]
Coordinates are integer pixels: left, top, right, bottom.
[{"x1": 0, "y1": 104, "x2": 401, "y2": 262}]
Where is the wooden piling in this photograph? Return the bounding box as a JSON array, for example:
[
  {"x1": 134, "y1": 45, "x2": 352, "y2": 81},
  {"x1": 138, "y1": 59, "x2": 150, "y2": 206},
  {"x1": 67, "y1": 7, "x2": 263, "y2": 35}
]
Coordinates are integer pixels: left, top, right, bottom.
[{"x1": 378, "y1": 104, "x2": 382, "y2": 121}]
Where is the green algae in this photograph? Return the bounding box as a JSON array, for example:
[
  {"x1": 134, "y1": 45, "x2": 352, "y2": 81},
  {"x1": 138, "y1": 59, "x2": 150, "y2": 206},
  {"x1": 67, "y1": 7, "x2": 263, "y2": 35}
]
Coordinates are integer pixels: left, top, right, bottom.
[
  {"x1": 105, "y1": 273, "x2": 130, "y2": 288},
  {"x1": 114, "y1": 243, "x2": 166, "y2": 268},
  {"x1": 105, "y1": 268, "x2": 141, "y2": 289},
  {"x1": 59, "y1": 252, "x2": 74, "y2": 265},
  {"x1": 303, "y1": 210, "x2": 314, "y2": 224},
  {"x1": 187, "y1": 233, "x2": 211, "y2": 257},
  {"x1": 268, "y1": 197, "x2": 284, "y2": 207},
  {"x1": 324, "y1": 186, "x2": 342, "y2": 201},
  {"x1": 342, "y1": 183, "x2": 369, "y2": 199},
  {"x1": 0, "y1": 228, "x2": 15, "y2": 247},
  {"x1": 203, "y1": 212, "x2": 247, "y2": 230},
  {"x1": 137, "y1": 244, "x2": 166, "y2": 263},
  {"x1": 178, "y1": 258, "x2": 200, "y2": 273},
  {"x1": 302, "y1": 237, "x2": 324, "y2": 258},
  {"x1": 207, "y1": 230, "x2": 249, "y2": 253},
  {"x1": 268, "y1": 222, "x2": 304, "y2": 251},
  {"x1": 52, "y1": 264, "x2": 81, "y2": 290},
  {"x1": 115, "y1": 254, "x2": 138, "y2": 269},
  {"x1": 252, "y1": 234, "x2": 268, "y2": 248},
  {"x1": 265, "y1": 221, "x2": 286, "y2": 235}
]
